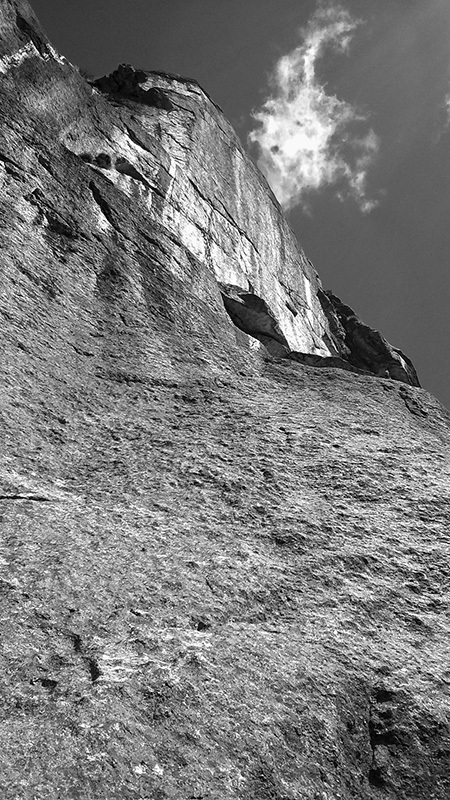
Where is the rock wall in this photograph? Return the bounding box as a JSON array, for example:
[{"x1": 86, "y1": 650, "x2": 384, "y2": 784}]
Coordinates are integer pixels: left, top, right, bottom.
[
  {"x1": 88, "y1": 63, "x2": 336, "y2": 357},
  {"x1": 1, "y1": 3, "x2": 449, "y2": 799}
]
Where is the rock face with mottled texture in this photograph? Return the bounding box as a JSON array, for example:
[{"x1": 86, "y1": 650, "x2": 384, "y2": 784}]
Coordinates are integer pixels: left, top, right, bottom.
[{"x1": 1, "y1": 2, "x2": 450, "y2": 799}]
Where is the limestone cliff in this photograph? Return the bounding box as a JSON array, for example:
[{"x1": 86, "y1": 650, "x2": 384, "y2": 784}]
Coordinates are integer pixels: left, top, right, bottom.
[{"x1": 0, "y1": 2, "x2": 449, "y2": 799}]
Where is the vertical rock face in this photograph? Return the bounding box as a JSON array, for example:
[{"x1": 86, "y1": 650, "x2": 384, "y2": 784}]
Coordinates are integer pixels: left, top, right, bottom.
[
  {"x1": 69, "y1": 61, "x2": 338, "y2": 359},
  {"x1": 1, "y1": 3, "x2": 450, "y2": 799}
]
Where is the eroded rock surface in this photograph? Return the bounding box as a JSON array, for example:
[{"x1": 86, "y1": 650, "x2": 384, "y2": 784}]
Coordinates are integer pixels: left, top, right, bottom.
[{"x1": 1, "y1": 2, "x2": 450, "y2": 799}]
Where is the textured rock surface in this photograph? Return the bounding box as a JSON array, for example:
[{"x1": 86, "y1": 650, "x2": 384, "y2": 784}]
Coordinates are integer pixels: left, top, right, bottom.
[{"x1": 1, "y1": 2, "x2": 450, "y2": 799}]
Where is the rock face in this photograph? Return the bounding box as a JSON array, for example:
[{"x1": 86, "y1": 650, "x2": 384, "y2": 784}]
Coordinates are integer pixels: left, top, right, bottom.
[{"x1": 1, "y1": 2, "x2": 450, "y2": 799}]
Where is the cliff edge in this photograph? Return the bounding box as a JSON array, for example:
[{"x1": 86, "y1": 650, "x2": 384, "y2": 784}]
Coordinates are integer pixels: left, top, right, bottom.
[{"x1": 0, "y1": 2, "x2": 449, "y2": 799}]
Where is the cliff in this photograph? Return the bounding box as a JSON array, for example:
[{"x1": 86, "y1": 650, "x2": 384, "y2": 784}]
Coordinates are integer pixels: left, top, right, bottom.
[{"x1": 1, "y1": 2, "x2": 449, "y2": 799}]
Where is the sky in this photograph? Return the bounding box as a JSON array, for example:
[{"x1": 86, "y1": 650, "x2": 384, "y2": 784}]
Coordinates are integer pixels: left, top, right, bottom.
[{"x1": 31, "y1": 0, "x2": 450, "y2": 409}]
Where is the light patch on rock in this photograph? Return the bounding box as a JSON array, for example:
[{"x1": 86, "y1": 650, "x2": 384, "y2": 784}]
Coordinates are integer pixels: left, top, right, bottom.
[
  {"x1": 95, "y1": 205, "x2": 112, "y2": 234},
  {"x1": 303, "y1": 275, "x2": 315, "y2": 328},
  {"x1": 18, "y1": 196, "x2": 40, "y2": 224},
  {"x1": 0, "y1": 41, "x2": 66, "y2": 75},
  {"x1": 113, "y1": 171, "x2": 139, "y2": 198},
  {"x1": 98, "y1": 643, "x2": 152, "y2": 684},
  {"x1": 162, "y1": 204, "x2": 206, "y2": 261},
  {"x1": 209, "y1": 241, "x2": 250, "y2": 288},
  {"x1": 0, "y1": 42, "x2": 37, "y2": 74},
  {"x1": 46, "y1": 44, "x2": 66, "y2": 67},
  {"x1": 248, "y1": 337, "x2": 261, "y2": 352},
  {"x1": 155, "y1": 153, "x2": 177, "y2": 204}
]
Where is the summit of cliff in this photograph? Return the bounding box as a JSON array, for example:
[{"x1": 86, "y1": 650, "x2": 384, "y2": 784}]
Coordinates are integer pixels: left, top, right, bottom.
[{"x1": 1, "y1": 2, "x2": 450, "y2": 799}]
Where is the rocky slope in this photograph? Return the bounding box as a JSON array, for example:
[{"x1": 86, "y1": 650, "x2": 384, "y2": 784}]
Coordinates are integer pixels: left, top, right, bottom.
[{"x1": 1, "y1": 2, "x2": 450, "y2": 798}]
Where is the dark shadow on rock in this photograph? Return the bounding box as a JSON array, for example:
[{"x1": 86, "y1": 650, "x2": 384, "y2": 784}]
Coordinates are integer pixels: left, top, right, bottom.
[
  {"x1": 318, "y1": 289, "x2": 420, "y2": 386},
  {"x1": 94, "y1": 64, "x2": 174, "y2": 110},
  {"x1": 219, "y1": 283, "x2": 290, "y2": 357}
]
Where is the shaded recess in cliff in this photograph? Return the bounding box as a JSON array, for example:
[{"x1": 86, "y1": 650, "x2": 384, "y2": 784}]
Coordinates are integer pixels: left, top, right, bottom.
[
  {"x1": 219, "y1": 283, "x2": 290, "y2": 357},
  {"x1": 318, "y1": 289, "x2": 421, "y2": 386}
]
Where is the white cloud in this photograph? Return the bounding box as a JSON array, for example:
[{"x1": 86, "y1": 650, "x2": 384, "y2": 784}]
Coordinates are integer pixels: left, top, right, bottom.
[
  {"x1": 248, "y1": 2, "x2": 379, "y2": 213},
  {"x1": 433, "y1": 87, "x2": 450, "y2": 143},
  {"x1": 442, "y1": 91, "x2": 450, "y2": 129}
]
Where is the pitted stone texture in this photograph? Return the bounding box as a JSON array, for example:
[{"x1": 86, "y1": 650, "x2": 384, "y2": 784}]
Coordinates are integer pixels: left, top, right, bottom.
[{"x1": 0, "y1": 4, "x2": 446, "y2": 800}]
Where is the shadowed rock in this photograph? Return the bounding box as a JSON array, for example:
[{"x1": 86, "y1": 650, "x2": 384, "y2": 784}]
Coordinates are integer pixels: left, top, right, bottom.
[
  {"x1": 220, "y1": 283, "x2": 290, "y2": 356},
  {"x1": 319, "y1": 290, "x2": 421, "y2": 386},
  {"x1": 94, "y1": 63, "x2": 174, "y2": 110}
]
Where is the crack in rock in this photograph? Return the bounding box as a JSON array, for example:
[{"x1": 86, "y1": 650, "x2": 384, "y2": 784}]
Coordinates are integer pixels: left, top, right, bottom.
[
  {"x1": 70, "y1": 633, "x2": 102, "y2": 683},
  {"x1": 16, "y1": 12, "x2": 50, "y2": 60},
  {"x1": 190, "y1": 178, "x2": 259, "y2": 254},
  {"x1": 0, "y1": 151, "x2": 24, "y2": 179},
  {"x1": 24, "y1": 188, "x2": 78, "y2": 238},
  {"x1": 115, "y1": 156, "x2": 150, "y2": 187},
  {"x1": 0, "y1": 494, "x2": 51, "y2": 502},
  {"x1": 89, "y1": 180, "x2": 121, "y2": 233}
]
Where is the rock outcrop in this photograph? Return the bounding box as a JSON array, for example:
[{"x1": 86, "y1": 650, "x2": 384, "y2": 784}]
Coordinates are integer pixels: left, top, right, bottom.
[
  {"x1": 318, "y1": 290, "x2": 421, "y2": 386},
  {"x1": 1, "y1": 2, "x2": 450, "y2": 799}
]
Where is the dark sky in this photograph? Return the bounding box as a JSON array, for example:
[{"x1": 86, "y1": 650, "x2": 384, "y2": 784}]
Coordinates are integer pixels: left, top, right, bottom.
[{"x1": 31, "y1": 0, "x2": 450, "y2": 408}]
